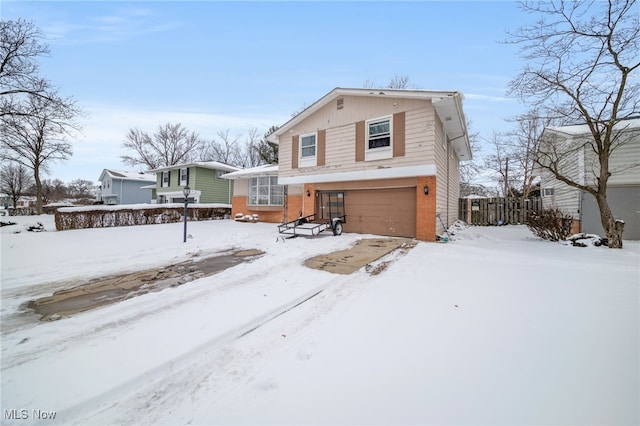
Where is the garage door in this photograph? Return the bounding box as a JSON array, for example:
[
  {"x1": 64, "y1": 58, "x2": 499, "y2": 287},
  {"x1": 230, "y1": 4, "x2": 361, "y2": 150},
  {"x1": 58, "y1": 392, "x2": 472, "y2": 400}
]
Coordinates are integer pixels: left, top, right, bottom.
[{"x1": 344, "y1": 187, "x2": 416, "y2": 238}]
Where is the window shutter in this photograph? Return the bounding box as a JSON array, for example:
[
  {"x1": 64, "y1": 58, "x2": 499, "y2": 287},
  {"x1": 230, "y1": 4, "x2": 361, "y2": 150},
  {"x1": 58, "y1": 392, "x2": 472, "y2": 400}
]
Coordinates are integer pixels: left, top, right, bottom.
[
  {"x1": 168, "y1": 170, "x2": 171, "y2": 186},
  {"x1": 355, "y1": 121, "x2": 365, "y2": 162},
  {"x1": 317, "y1": 130, "x2": 326, "y2": 166},
  {"x1": 393, "y1": 112, "x2": 405, "y2": 157},
  {"x1": 292, "y1": 135, "x2": 299, "y2": 169},
  {"x1": 186, "y1": 167, "x2": 190, "y2": 185}
]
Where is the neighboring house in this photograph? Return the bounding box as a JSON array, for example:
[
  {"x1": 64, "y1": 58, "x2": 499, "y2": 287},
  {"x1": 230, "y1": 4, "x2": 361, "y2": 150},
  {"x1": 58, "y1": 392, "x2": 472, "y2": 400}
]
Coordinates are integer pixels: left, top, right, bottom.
[
  {"x1": 0, "y1": 193, "x2": 11, "y2": 209},
  {"x1": 149, "y1": 161, "x2": 240, "y2": 204},
  {"x1": 98, "y1": 169, "x2": 156, "y2": 205},
  {"x1": 538, "y1": 117, "x2": 640, "y2": 240},
  {"x1": 227, "y1": 87, "x2": 471, "y2": 241}
]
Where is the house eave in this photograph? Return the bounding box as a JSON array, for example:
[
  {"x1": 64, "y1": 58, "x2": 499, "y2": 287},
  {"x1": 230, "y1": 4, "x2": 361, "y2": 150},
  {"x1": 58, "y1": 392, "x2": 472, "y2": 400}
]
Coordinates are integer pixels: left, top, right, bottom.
[{"x1": 266, "y1": 87, "x2": 471, "y2": 160}]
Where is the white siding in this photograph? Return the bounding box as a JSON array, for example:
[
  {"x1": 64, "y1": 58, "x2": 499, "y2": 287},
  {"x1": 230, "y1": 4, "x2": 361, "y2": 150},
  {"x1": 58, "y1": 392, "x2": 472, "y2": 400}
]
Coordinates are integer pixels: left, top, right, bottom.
[
  {"x1": 539, "y1": 150, "x2": 582, "y2": 218},
  {"x1": 233, "y1": 179, "x2": 248, "y2": 196},
  {"x1": 601, "y1": 129, "x2": 640, "y2": 185},
  {"x1": 278, "y1": 95, "x2": 439, "y2": 179}
]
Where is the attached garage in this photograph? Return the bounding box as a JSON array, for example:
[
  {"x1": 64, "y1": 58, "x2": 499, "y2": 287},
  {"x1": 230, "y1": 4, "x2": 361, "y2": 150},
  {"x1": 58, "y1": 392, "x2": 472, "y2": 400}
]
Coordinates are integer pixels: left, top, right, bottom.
[{"x1": 316, "y1": 186, "x2": 417, "y2": 238}]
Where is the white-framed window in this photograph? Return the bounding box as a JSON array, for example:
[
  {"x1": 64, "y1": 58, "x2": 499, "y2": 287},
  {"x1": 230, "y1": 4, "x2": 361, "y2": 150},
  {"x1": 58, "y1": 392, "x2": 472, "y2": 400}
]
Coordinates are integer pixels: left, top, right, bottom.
[
  {"x1": 365, "y1": 116, "x2": 392, "y2": 161},
  {"x1": 299, "y1": 133, "x2": 317, "y2": 167},
  {"x1": 543, "y1": 187, "x2": 554, "y2": 196},
  {"x1": 161, "y1": 171, "x2": 170, "y2": 187},
  {"x1": 248, "y1": 176, "x2": 284, "y2": 206},
  {"x1": 179, "y1": 168, "x2": 188, "y2": 186}
]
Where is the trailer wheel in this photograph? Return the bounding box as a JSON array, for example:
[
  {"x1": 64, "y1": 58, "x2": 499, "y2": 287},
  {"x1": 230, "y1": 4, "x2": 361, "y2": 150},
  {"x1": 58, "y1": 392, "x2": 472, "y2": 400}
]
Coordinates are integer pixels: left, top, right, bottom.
[{"x1": 332, "y1": 220, "x2": 343, "y2": 236}]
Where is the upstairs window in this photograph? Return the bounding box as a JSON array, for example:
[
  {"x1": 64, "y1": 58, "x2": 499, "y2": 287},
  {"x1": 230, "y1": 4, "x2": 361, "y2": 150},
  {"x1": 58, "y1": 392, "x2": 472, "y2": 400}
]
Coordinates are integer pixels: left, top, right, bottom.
[
  {"x1": 299, "y1": 133, "x2": 317, "y2": 167},
  {"x1": 543, "y1": 187, "x2": 554, "y2": 197},
  {"x1": 179, "y1": 168, "x2": 188, "y2": 186},
  {"x1": 365, "y1": 116, "x2": 393, "y2": 161},
  {"x1": 161, "y1": 171, "x2": 170, "y2": 187},
  {"x1": 368, "y1": 119, "x2": 391, "y2": 149}
]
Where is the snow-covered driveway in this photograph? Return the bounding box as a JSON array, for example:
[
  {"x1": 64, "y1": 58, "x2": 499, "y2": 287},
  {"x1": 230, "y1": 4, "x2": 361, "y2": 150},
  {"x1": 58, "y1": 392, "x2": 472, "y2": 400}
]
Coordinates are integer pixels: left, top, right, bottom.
[{"x1": 1, "y1": 217, "x2": 638, "y2": 425}]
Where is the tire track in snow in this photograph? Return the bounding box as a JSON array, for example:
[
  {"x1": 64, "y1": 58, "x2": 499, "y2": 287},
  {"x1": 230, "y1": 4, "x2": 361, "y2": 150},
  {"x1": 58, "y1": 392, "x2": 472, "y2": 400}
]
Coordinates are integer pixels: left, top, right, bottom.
[{"x1": 57, "y1": 270, "x2": 373, "y2": 425}]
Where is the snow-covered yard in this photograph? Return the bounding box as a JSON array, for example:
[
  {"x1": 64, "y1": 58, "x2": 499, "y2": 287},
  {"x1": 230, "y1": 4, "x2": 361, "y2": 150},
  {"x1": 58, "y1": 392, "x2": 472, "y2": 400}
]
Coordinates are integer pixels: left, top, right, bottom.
[{"x1": 1, "y1": 215, "x2": 638, "y2": 425}]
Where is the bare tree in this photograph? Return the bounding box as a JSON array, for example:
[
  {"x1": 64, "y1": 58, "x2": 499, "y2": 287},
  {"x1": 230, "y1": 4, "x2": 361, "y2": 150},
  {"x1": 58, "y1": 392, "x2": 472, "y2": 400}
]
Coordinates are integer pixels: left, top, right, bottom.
[
  {"x1": 363, "y1": 74, "x2": 419, "y2": 90},
  {"x1": 121, "y1": 123, "x2": 202, "y2": 169},
  {"x1": 0, "y1": 162, "x2": 33, "y2": 208},
  {"x1": 507, "y1": 0, "x2": 640, "y2": 248},
  {"x1": 459, "y1": 119, "x2": 482, "y2": 190},
  {"x1": 1, "y1": 19, "x2": 70, "y2": 118},
  {"x1": 236, "y1": 128, "x2": 262, "y2": 168},
  {"x1": 38, "y1": 178, "x2": 67, "y2": 204},
  {"x1": 505, "y1": 110, "x2": 554, "y2": 198},
  {"x1": 483, "y1": 132, "x2": 521, "y2": 197},
  {"x1": 1, "y1": 93, "x2": 83, "y2": 213},
  {"x1": 68, "y1": 178, "x2": 95, "y2": 200},
  {"x1": 199, "y1": 129, "x2": 242, "y2": 166}
]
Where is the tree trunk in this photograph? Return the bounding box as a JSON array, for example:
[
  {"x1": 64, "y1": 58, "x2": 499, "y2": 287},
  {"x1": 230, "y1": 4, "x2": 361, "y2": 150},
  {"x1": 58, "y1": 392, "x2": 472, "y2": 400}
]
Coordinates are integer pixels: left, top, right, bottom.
[
  {"x1": 34, "y1": 164, "x2": 43, "y2": 215},
  {"x1": 595, "y1": 193, "x2": 624, "y2": 248}
]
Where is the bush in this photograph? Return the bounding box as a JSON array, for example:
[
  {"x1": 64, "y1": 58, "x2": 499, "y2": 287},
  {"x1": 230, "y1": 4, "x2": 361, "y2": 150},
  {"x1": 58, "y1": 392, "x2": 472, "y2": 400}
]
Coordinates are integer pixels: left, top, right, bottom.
[
  {"x1": 527, "y1": 208, "x2": 573, "y2": 241},
  {"x1": 55, "y1": 205, "x2": 231, "y2": 231}
]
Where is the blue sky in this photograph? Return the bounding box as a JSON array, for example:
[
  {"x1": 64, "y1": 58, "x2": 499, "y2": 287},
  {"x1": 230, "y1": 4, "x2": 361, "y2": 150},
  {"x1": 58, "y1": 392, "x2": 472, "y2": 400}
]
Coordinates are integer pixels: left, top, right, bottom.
[{"x1": 3, "y1": 1, "x2": 531, "y2": 184}]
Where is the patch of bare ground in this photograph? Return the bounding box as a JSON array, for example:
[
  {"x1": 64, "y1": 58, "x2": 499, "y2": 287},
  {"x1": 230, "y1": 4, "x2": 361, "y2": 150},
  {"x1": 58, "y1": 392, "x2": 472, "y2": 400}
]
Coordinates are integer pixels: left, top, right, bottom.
[{"x1": 27, "y1": 249, "x2": 264, "y2": 321}]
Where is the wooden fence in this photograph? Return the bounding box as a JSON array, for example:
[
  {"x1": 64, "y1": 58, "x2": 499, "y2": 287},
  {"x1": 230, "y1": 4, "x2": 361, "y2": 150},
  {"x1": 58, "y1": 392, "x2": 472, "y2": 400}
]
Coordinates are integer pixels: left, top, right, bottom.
[{"x1": 459, "y1": 197, "x2": 542, "y2": 226}]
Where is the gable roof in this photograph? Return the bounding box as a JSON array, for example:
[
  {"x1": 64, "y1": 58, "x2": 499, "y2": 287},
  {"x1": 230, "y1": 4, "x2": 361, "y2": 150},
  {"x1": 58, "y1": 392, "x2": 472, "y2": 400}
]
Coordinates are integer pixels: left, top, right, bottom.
[
  {"x1": 99, "y1": 169, "x2": 156, "y2": 183},
  {"x1": 266, "y1": 87, "x2": 472, "y2": 160},
  {"x1": 544, "y1": 117, "x2": 640, "y2": 137},
  {"x1": 147, "y1": 161, "x2": 241, "y2": 174}
]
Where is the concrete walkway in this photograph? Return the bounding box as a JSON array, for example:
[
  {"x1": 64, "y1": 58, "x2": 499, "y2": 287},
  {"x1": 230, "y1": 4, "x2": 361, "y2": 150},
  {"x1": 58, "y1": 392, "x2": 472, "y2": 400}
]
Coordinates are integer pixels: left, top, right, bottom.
[{"x1": 304, "y1": 237, "x2": 416, "y2": 275}]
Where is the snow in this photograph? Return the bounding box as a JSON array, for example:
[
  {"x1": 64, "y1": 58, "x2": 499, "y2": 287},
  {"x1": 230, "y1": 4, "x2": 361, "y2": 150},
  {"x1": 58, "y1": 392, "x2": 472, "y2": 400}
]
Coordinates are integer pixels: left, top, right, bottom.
[
  {"x1": 1, "y1": 215, "x2": 638, "y2": 425},
  {"x1": 57, "y1": 203, "x2": 232, "y2": 213}
]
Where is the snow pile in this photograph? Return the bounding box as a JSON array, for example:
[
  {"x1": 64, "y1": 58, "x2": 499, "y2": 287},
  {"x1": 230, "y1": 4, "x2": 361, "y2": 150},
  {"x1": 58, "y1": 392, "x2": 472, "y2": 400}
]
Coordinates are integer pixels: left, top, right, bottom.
[
  {"x1": 1, "y1": 216, "x2": 638, "y2": 425},
  {"x1": 564, "y1": 232, "x2": 607, "y2": 247}
]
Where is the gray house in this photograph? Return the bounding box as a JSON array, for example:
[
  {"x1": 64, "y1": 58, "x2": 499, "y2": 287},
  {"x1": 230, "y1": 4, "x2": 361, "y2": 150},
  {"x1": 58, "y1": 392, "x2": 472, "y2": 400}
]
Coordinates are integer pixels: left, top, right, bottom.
[
  {"x1": 97, "y1": 169, "x2": 156, "y2": 205},
  {"x1": 538, "y1": 118, "x2": 640, "y2": 240}
]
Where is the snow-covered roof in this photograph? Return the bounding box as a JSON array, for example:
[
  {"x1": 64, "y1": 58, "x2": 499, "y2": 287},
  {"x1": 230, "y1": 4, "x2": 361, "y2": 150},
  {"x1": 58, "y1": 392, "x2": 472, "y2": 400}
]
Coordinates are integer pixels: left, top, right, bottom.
[
  {"x1": 99, "y1": 169, "x2": 156, "y2": 182},
  {"x1": 266, "y1": 87, "x2": 471, "y2": 161},
  {"x1": 221, "y1": 164, "x2": 278, "y2": 180},
  {"x1": 545, "y1": 117, "x2": 640, "y2": 136},
  {"x1": 148, "y1": 161, "x2": 241, "y2": 173}
]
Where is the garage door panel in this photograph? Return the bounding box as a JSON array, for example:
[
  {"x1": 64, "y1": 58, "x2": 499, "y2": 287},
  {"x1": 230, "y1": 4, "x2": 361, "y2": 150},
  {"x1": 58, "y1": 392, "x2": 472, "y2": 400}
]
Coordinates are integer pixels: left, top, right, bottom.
[{"x1": 344, "y1": 188, "x2": 416, "y2": 238}]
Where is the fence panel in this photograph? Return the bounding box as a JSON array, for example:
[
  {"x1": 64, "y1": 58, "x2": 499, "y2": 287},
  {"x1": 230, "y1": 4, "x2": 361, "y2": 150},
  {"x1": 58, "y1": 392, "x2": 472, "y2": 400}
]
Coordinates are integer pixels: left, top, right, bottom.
[{"x1": 459, "y1": 197, "x2": 541, "y2": 226}]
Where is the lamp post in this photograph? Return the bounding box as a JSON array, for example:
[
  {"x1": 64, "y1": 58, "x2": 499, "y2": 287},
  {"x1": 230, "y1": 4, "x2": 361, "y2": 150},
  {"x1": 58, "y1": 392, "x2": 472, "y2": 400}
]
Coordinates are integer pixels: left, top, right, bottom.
[{"x1": 183, "y1": 185, "x2": 190, "y2": 243}]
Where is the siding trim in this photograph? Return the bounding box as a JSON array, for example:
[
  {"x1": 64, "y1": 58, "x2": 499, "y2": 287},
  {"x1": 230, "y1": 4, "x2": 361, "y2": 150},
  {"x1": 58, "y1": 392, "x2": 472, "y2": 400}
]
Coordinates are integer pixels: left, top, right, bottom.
[
  {"x1": 355, "y1": 121, "x2": 365, "y2": 162},
  {"x1": 317, "y1": 129, "x2": 326, "y2": 167},
  {"x1": 292, "y1": 135, "x2": 299, "y2": 169},
  {"x1": 393, "y1": 112, "x2": 405, "y2": 157}
]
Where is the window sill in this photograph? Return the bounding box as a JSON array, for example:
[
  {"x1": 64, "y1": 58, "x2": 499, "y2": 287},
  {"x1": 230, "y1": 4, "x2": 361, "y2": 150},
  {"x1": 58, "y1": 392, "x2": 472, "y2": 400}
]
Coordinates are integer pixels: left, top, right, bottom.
[
  {"x1": 247, "y1": 205, "x2": 284, "y2": 211},
  {"x1": 365, "y1": 148, "x2": 393, "y2": 162}
]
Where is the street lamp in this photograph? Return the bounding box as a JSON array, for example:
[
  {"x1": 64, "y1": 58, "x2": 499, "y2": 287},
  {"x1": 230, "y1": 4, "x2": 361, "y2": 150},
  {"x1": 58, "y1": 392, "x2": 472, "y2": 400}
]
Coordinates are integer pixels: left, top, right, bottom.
[{"x1": 183, "y1": 185, "x2": 190, "y2": 243}]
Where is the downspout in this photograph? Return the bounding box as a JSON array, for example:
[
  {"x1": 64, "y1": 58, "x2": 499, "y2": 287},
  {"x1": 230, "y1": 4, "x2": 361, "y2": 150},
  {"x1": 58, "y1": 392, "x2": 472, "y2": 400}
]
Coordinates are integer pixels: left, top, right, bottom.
[{"x1": 447, "y1": 138, "x2": 450, "y2": 227}]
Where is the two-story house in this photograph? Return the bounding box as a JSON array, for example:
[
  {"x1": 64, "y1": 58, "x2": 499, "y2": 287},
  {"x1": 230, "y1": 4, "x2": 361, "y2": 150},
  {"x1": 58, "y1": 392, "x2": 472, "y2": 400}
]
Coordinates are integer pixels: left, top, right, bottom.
[
  {"x1": 226, "y1": 87, "x2": 471, "y2": 241},
  {"x1": 150, "y1": 161, "x2": 240, "y2": 204},
  {"x1": 97, "y1": 169, "x2": 156, "y2": 205},
  {"x1": 538, "y1": 117, "x2": 640, "y2": 240}
]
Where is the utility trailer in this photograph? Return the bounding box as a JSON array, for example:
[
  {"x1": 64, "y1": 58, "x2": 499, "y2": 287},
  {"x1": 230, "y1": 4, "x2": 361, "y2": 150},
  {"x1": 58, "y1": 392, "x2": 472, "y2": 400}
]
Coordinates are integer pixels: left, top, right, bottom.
[{"x1": 278, "y1": 191, "x2": 347, "y2": 238}]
